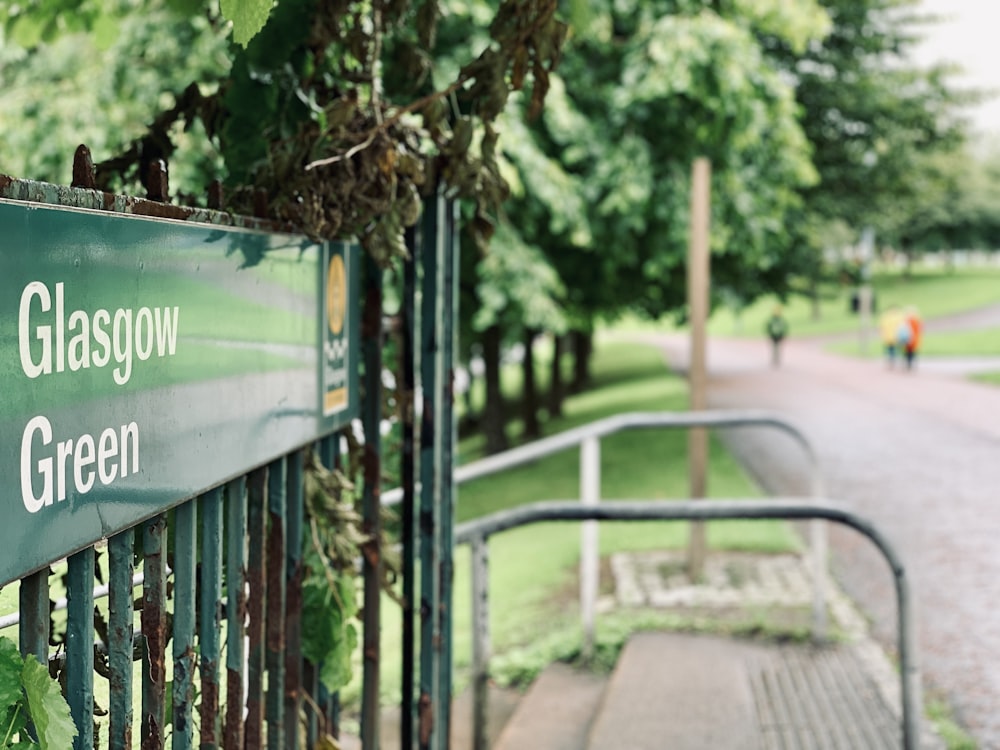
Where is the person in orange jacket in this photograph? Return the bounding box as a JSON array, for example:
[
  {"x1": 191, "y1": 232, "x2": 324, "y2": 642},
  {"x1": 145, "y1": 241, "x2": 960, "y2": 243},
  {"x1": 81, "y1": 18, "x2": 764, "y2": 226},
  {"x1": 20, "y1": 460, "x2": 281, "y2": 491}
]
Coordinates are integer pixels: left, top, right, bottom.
[{"x1": 902, "y1": 306, "x2": 922, "y2": 370}]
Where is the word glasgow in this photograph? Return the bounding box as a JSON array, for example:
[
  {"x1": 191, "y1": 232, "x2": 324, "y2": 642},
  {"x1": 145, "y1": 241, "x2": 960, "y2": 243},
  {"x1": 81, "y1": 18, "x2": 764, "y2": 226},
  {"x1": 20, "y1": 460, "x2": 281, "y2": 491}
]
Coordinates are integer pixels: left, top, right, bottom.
[{"x1": 17, "y1": 280, "x2": 181, "y2": 513}]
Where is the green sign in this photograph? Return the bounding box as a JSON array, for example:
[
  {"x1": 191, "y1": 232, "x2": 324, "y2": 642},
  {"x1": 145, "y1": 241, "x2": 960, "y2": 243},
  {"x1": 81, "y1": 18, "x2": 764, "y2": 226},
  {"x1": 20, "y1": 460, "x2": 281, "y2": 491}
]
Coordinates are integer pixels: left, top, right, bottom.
[{"x1": 0, "y1": 200, "x2": 359, "y2": 586}]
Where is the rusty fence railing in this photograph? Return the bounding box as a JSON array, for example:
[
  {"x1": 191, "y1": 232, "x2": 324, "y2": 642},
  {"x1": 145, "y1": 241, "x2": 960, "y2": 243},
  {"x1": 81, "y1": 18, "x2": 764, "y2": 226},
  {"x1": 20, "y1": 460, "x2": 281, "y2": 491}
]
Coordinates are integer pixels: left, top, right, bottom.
[{"x1": 0, "y1": 169, "x2": 460, "y2": 750}]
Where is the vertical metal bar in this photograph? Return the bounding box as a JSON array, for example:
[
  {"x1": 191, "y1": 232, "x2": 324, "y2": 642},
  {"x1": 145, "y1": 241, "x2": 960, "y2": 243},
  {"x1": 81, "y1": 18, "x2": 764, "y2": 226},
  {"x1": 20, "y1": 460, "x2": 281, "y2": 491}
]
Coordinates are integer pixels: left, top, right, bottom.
[
  {"x1": 173, "y1": 500, "x2": 198, "y2": 750},
  {"x1": 67, "y1": 548, "x2": 95, "y2": 750},
  {"x1": 303, "y1": 661, "x2": 319, "y2": 746},
  {"x1": 319, "y1": 433, "x2": 337, "y2": 472},
  {"x1": 18, "y1": 570, "x2": 49, "y2": 662},
  {"x1": 141, "y1": 514, "x2": 168, "y2": 750},
  {"x1": 437, "y1": 197, "x2": 460, "y2": 742},
  {"x1": 418, "y1": 193, "x2": 443, "y2": 750},
  {"x1": 285, "y1": 450, "x2": 305, "y2": 749},
  {"x1": 580, "y1": 436, "x2": 600, "y2": 659},
  {"x1": 245, "y1": 467, "x2": 268, "y2": 750},
  {"x1": 267, "y1": 457, "x2": 288, "y2": 750},
  {"x1": 361, "y1": 253, "x2": 384, "y2": 748},
  {"x1": 470, "y1": 536, "x2": 491, "y2": 750},
  {"x1": 225, "y1": 477, "x2": 248, "y2": 750},
  {"x1": 200, "y1": 487, "x2": 224, "y2": 750},
  {"x1": 18, "y1": 570, "x2": 49, "y2": 746},
  {"x1": 687, "y1": 157, "x2": 712, "y2": 579},
  {"x1": 108, "y1": 530, "x2": 135, "y2": 750},
  {"x1": 401, "y1": 225, "x2": 418, "y2": 750},
  {"x1": 18, "y1": 569, "x2": 48, "y2": 744},
  {"x1": 809, "y1": 464, "x2": 829, "y2": 642}
]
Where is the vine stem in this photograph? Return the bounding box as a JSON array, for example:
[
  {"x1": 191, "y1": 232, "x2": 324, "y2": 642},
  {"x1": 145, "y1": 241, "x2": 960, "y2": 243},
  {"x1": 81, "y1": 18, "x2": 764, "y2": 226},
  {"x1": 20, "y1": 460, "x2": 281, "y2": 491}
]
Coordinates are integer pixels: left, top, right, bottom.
[
  {"x1": 2, "y1": 702, "x2": 22, "y2": 747},
  {"x1": 303, "y1": 77, "x2": 469, "y2": 171}
]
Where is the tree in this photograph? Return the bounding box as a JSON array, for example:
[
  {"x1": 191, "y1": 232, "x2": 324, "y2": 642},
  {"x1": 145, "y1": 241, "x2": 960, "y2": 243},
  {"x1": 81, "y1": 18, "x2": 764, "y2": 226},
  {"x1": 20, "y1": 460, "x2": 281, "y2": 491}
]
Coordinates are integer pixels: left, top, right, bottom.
[
  {"x1": 760, "y1": 0, "x2": 971, "y2": 296},
  {"x1": 500, "y1": 0, "x2": 827, "y2": 337}
]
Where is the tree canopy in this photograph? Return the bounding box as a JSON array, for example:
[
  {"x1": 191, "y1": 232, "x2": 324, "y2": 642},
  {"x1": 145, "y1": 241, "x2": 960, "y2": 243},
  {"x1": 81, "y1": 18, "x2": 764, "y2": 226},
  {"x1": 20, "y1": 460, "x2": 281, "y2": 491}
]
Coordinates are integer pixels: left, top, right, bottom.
[{"x1": 0, "y1": 0, "x2": 989, "y2": 450}]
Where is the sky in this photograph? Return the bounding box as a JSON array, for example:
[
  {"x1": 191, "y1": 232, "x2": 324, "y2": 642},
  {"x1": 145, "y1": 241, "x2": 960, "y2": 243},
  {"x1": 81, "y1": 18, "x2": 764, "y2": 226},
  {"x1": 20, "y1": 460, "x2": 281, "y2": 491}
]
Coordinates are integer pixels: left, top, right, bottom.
[{"x1": 914, "y1": 0, "x2": 1000, "y2": 135}]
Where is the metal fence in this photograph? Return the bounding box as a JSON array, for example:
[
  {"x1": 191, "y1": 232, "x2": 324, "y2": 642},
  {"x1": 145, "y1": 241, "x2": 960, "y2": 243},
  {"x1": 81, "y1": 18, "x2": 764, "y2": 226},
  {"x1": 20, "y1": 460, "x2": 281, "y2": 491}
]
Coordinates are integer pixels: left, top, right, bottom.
[{"x1": 0, "y1": 169, "x2": 459, "y2": 750}]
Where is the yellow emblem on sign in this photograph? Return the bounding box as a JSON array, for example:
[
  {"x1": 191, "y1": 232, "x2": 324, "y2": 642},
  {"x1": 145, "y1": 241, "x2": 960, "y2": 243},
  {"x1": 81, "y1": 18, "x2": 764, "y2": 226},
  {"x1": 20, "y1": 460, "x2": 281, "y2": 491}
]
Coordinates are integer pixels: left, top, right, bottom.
[{"x1": 327, "y1": 254, "x2": 347, "y2": 336}]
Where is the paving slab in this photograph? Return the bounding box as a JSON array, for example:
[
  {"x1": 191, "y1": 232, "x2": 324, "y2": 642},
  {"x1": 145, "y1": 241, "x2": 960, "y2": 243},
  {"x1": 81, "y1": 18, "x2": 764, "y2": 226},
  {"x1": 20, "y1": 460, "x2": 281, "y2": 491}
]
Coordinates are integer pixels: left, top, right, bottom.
[
  {"x1": 587, "y1": 632, "x2": 759, "y2": 750},
  {"x1": 493, "y1": 662, "x2": 607, "y2": 750}
]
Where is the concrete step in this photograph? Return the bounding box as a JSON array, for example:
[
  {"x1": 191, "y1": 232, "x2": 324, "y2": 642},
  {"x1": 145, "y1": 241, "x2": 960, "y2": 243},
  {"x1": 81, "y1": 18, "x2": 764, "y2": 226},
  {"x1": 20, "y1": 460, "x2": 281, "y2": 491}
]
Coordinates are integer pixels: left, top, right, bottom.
[
  {"x1": 493, "y1": 662, "x2": 608, "y2": 750},
  {"x1": 587, "y1": 632, "x2": 759, "y2": 750},
  {"x1": 339, "y1": 682, "x2": 522, "y2": 750}
]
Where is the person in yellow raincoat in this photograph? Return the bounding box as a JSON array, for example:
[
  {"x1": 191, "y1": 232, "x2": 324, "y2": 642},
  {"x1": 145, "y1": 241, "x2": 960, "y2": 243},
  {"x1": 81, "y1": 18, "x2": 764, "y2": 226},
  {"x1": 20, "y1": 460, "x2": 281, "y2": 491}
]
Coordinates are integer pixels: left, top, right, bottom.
[{"x1": 879, "y1": 305, "x2": 906, "y2": 369}]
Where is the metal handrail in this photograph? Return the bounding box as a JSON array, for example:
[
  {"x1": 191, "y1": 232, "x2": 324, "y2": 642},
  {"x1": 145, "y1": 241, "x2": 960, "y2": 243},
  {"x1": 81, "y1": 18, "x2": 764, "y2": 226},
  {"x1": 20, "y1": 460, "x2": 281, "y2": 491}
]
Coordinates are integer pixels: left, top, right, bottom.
[
  {"x1": 382, "y1": 409, "x2": 825, "y2": 503},
  {"x1": 457, "y1": 499, "x2": 919, "y2": 750},
  {"x1": 384, "y1": 409, "x2": 830, "y2": 644}
]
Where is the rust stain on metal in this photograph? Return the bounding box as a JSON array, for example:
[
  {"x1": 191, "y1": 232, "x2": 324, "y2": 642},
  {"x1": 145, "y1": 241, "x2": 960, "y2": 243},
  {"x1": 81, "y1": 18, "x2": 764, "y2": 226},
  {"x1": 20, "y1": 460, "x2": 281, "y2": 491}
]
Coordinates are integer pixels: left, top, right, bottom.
[
  {"x1": 284, "y1": 563, "x2": 303, "y2": 698},
  {"x1": 140, "y1": 717, "x2": 162, "y2": 750},
  {"x1": 418, "y1": 692, "x2": 434, "y2": 746},
  {"x1": 72, "y1": 145, "x2": 97, "y2": 189},
  {"x1": 145, "y1": 159, "x2": 169, "y2": 202},
  {"x1": 224, "y1": 667, "x2": 244, "y2": 750},
  {"x1": 360, "y1": 537, "x2": 380, "y2": 568},
  {"x1": 0, "y1": 174, "x2": 299, "y2": 234},
  {"x1": 253, "y1": 188, "x2": 269, "y2": 218},
  {"x1": 266, "y1": 512, "x2": 286, "y2": 654},
  {"x1": 207, "y1": 179, "x2": 225, "y2": 210},
  {"x1": 199, "y1": 659, "x2": 220, "y2": 748}
]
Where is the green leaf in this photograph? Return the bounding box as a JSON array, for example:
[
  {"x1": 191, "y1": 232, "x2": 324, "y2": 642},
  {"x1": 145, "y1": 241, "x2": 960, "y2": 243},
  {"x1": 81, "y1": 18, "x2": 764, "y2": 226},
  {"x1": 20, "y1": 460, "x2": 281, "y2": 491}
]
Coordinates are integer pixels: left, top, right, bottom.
[
  {"x1": 91, "y1": 14, "x2": 121, "y2": 52},
  {"x1": 0, "y1": 638, "x2": 24, "y2": 714},
  {"x1": 20, "y1": 656, "x2": 76, "y2": 750},
  {"x1": 220, "y1": 0, "x2": 275, "y2": 48},
  {"x1": 8, "y1": 13, "x2": 46, "y2": 49}
]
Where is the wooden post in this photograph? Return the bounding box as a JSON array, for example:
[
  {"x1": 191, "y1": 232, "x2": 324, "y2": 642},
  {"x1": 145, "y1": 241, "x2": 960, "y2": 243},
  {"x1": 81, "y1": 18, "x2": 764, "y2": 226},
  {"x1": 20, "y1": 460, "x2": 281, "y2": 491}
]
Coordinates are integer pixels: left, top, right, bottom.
[{"x1": 687, "y1": 158, "x2": 711, "y2": 581}]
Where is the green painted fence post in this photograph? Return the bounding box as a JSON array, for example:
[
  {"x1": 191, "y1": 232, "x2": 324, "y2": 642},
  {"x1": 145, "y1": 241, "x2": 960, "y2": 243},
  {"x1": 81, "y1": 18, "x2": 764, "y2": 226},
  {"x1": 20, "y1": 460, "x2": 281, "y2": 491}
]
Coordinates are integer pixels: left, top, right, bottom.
[
  {"x1": 438, "y1": 197, "x2": 459, "y2": 742},
  {"x1": 173, "y1": 499, "x2": 198, "y2": 749},
  {"x1": 67, "y1": 548, "x2": 95, "y2": 750},
  {"x1": 361, "y1": 253, "x2": 384, "y2": 748},
  {"x1": 141, "y1": 514, "x2": 168, "y2": 750},
  {"x1": 267, "y1": 457, "x2": 288, "y2": 750},
  {"x1": 225, "y1": 477, "x2": 248, "y2": 749},
  {"x1": 285, "y1": 449, "x2": 305, "y2": 749},
  {"x1": 400, "y1": 225, "x2": 418, "y2": 749},
  {"x1": 18, "y1": 570, "x2": 48, "y2": 664},
  {"x1": 200, "y1": 487, "x2": 224, "y2": 749},
  {"x1": 246, "y1": 467, "x2": 268, "y2": 749},
  {"x1": 108, "y1": 530, "x2": 135, "y2": 750},
  {"x1": 419, "y1": 192, "x2": 443, "y2": 750}
]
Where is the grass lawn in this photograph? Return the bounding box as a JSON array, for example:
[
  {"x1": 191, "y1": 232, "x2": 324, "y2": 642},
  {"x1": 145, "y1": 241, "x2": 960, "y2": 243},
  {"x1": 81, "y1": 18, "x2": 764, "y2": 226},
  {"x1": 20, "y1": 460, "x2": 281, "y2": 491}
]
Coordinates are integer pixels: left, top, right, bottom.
[{"x1": 606, "y1": 266, "x2": 1000, "y2": 341}]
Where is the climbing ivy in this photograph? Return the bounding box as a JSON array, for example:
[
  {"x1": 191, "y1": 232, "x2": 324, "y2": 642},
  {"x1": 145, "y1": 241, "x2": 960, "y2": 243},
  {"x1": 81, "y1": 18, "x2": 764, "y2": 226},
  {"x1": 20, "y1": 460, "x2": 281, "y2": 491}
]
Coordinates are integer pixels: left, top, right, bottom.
[{"x1": 0, "y1": 637, "x2": 76, "y2": 750}]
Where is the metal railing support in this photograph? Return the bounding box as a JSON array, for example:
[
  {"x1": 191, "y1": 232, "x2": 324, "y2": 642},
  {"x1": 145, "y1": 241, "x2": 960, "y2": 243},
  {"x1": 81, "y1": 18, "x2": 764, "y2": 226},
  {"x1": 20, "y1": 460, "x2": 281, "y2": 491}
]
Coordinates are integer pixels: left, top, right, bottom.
[
  {"x1": 458, "y1": 499, "x2": 920, "y2": 750},
  {"x1": 580, "y1": 436, "x2": 600, "y2": 659},
  {"x1": 470, "y1": 535, "x2": 491, "y2": 750}
]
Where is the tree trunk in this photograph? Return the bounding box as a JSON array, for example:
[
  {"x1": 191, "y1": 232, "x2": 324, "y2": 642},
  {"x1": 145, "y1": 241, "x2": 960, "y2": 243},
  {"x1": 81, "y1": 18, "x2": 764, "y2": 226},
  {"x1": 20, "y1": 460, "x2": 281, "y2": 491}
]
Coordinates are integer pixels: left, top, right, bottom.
[
  {"x1": 548, "y1": 333, "x2": 564, "y2": 419},
  {"x1": 570, "y1": 328, "x2": 593, "y2": 393},
  {"x1": 522, "y1": 328, "x2": 540, "y2": 439},
  {"x1": 482, "y1": 324, "x2": 509, "y2": 454}
]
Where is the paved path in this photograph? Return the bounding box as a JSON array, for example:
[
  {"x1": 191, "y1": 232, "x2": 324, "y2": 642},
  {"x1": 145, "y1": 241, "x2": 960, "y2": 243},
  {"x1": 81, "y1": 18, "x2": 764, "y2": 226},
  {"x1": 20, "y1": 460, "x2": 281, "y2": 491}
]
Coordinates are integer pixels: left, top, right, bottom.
[{"x1": 647, "y1": 330, "x2": 1000, "y2": 748}]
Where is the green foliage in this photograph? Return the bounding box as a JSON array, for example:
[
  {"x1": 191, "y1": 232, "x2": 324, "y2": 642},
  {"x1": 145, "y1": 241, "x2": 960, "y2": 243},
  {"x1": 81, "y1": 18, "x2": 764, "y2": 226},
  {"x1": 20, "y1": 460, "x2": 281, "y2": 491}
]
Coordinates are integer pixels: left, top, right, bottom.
[
  {"x1": 300, "y1": 453, "x2": 366, "y2": 693},
  {"x1": 220, "y1": 0, "x2": 274, "y2": 47},
  {"x1": 0, "y1": 2, "x2": 229, "y2": 189},
  {"x1": 0, "y1": 638, "x2": 77, "y2": 750}
]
